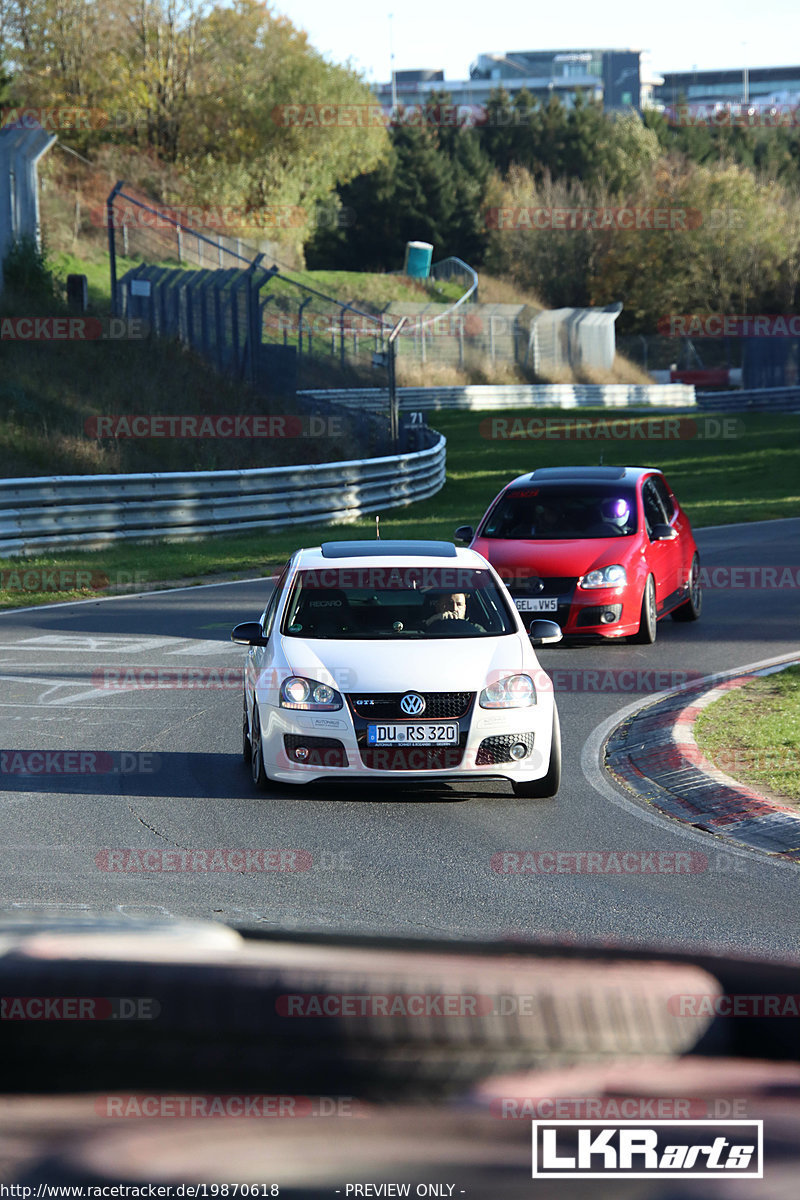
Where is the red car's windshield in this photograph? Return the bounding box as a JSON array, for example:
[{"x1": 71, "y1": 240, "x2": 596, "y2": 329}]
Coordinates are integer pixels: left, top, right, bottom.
[{"x1": 481, "y1": 485, "x2": 639, "y2": 539}]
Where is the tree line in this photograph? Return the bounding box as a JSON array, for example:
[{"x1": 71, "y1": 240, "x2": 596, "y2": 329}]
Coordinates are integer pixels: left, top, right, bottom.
[
  {"x1": 1, "y1": 3, "x2": 799, "y2": 331},
  {"x1": 309, "y1": 90, "x2": 800, "y2": 332},
  {"x1": 0, "y1": 0, "x2": 388, "y2": 226}
]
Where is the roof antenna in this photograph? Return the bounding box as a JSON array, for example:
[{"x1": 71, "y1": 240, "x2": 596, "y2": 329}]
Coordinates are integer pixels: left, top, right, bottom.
[
  {"x1": 376, "y1": 515, "x2": 380, "y2": 540},
  {"x1": 599, "y1": 455, "x2": 603, "y2": 466}
]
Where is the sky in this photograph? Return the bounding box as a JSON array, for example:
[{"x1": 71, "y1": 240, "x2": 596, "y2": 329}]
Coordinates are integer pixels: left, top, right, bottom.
[{"x1": 272, "y1": 0, "x2": 800, "y2": 84}]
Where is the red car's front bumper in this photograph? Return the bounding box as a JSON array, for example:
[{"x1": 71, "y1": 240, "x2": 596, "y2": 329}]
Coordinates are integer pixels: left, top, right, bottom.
[{"x1": 511, "y1": 585, "x2": 638, "y2": 638}]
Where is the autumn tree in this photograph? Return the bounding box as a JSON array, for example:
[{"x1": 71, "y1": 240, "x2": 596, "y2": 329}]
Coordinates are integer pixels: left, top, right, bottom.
[{"x1": 590, "y1": 162, "x2": 800, "y2": 331}]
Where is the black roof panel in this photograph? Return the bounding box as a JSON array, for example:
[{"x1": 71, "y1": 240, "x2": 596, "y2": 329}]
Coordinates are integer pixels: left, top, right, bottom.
[
  {"x1": 320, "y1": 540, "x2": 458, "y2": 559},
  {"x1": 529, "y1": 466, "x2": 628, "y2": 481}
]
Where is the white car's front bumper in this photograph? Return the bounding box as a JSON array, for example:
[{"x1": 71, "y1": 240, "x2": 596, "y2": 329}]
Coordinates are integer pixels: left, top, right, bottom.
[{"x1": 253, "y1": 695, "x2": 555, "y2": 786}]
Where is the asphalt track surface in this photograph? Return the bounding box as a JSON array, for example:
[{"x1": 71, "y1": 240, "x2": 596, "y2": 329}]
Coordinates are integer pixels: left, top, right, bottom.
[{"x1": 1, "y1": 519, "x2": 798, "y2": 959}]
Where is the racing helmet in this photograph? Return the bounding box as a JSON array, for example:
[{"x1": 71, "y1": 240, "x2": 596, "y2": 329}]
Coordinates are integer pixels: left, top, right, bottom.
[{"x1": 600, "y1": 497, "x2": 631, "y2": 528}]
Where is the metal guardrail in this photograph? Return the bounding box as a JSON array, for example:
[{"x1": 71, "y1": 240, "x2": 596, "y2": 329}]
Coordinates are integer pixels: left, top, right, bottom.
[
  {"x1": 696, "y1": 386, "x2": 800, "y2": 412},
  {"x1": 299, "y1": 383, "x2": 699, "y2": 411},
  {"x1": 0, "y1": 434, "x2": 446, "y2": 557}
]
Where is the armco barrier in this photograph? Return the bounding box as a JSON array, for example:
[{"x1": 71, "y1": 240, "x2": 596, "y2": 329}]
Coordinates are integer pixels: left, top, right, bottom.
[
  {"x1": 298, "y1": 383, "x2": 698, "y2": 411},
  {"x1": 0, "y1": 435, "x2": 446, "y2": 557},
  {"x1": 695, "y1": 385, "x2": 800, "y2": 413},
  {"x1": 301, "y1": 382, "x2": 800, "y2": 415}
]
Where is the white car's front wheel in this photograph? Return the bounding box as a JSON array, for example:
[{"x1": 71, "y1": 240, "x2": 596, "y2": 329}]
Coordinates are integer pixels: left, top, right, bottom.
[
  {"x1": 242, "y1": 691, "x2": 251, "y2": 765},
  {"x1": 250, "y1": 701, "x2": 269, "y2": 791},
  {"x1": 512, "y1": 707, "x2": 561, "y2": 798}
]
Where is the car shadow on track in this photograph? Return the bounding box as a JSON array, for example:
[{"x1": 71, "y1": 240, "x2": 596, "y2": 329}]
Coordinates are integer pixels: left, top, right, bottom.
[{"x1": 0, "y1": 752, "x2": 529, "y2": 804}]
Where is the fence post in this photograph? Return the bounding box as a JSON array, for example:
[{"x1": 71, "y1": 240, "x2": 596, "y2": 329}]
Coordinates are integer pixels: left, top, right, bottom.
[
  {"x1": 107, "y1": 181, "x2": 124, "y2": 316},
  {"x1": 298, "y1": 296, "x2": 312, "y2": 356},
  {"x1": 387, "y1": 317, "x2": 407, "y2": 452}
]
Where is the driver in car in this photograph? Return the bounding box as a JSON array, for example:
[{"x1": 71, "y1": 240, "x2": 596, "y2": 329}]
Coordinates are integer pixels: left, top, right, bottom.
[{"x1": 425, "y1": 592, "x2": 468, "y2": 624}]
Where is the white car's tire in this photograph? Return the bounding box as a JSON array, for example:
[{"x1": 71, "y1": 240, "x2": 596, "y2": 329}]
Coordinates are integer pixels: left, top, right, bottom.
[
  {"x1": 512, "y1": 707, "x2": 561, "y2": 798},
  {"x1": 250, "y1": 702, "x2": 269, "y2": 791}
]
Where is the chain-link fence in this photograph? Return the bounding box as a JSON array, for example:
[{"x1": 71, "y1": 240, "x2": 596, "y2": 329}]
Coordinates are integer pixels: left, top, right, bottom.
[
  {"x1": 617, "y1": 334, "x2": 800, "y2": 388},
  {"x1": 104, "y1": 181, "x2": 282, "y2": 272},
  {"x1": 107, "y1": 183, "x2": 396, "y2": 444},
  {"x1": 259, "y1": 273, "x2": 391, "y2": 388},
  {"x1": 108, "y1": 182, "x2": 672, "y2": 393}
]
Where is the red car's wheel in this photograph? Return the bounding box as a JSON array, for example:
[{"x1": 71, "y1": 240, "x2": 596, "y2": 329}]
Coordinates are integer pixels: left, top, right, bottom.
[
  {"x1": 672, "y1": 553, "x2": 703, "y2": 622},
  {"x1": 631, "y1": 575, "x2": 657, "y2": 644}
]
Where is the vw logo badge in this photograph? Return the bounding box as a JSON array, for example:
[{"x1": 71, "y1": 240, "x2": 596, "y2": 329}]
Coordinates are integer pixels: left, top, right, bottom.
[
  {"x1": 531, "y1": 577, "x2": 544, "y2": 593},
  {"x1": 400, "y1": 692, "x2": 426, "y2": 716}
]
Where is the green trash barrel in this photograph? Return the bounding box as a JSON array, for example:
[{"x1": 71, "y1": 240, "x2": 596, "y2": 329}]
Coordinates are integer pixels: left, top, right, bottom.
[{"x1": 404, "y1": 241, "x2": 433, "y2": 278}]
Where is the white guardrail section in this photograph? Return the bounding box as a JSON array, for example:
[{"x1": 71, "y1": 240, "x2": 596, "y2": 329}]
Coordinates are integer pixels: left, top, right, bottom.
[
  {"x1": 695, "y1": 386, "x2": 800, "y2": 412},
  {"x1": 299, "y1": 383, "x2": 698, "y2": 411},
  {"x1": 0, "y1": 435, "x2": 446, "y2": 557}
]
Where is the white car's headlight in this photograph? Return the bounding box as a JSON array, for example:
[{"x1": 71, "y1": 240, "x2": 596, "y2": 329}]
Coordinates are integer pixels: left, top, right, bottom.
[
  {"x1": 280, "y1": 676, "x2": 342, "y2": 710},
  {"x1": 580, "y1": 565, "x2": 627, "y2": 589},
  {"x1": 479, "y1": 674, "x2": 537, "y2": 708}
]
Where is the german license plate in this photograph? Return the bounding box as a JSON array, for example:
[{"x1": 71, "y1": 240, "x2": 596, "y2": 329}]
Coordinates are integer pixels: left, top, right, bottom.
[
  {"x1": 367, "y1": 723, "x2": 458, "y2": 745},
  {"x1": 515, "y1": 597, "x2": 558, "y2": 612}
]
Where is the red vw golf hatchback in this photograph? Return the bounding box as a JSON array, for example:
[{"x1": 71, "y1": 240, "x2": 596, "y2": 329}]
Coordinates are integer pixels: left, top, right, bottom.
[{"x1": 457, "y1": 466, "x2": 701, "y2": 643}]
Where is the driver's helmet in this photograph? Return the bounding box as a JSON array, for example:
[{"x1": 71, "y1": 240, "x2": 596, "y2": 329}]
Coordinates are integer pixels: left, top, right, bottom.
[{"x1": 600, "y1": 497, "x2": 631, "y2": 528}]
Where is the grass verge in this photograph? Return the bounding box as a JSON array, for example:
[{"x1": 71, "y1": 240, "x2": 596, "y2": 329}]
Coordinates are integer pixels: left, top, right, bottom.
[
  {"x1": 693, "y1": 665, "x2": 800, "y2": 806},
  {"x1": 0, "y1": 408, "x2": 797, "y2": 610}
]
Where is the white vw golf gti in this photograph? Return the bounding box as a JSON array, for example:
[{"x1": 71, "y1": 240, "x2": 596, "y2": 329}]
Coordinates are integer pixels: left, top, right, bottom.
[{"x1": 232, "y1": 540, "x2": 562, "y2": 797}]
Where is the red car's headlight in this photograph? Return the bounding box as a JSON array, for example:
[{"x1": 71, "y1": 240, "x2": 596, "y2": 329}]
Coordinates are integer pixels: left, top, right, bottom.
[{"x1": 580, "y1": 565, "x2": 627, "y2": 590}]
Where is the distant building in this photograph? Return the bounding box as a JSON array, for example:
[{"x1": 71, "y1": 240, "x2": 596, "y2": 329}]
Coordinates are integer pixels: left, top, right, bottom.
[
  {"x1": 374, "y1": 49, "x2": 643, "y2": 113},
  {"x1": 653, "y1": 64, "x2": 800, "y2": 110}
]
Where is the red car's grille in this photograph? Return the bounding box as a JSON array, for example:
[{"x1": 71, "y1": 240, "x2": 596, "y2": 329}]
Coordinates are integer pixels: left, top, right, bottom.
[{"x1": 511, "y1": 576, "x2": 576, "y2": 597}]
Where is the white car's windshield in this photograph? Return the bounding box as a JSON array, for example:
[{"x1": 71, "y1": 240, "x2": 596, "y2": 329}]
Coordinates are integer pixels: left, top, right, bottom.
[{"x1": 281, "y1": 567, "x2": 518, "y2": 638}]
